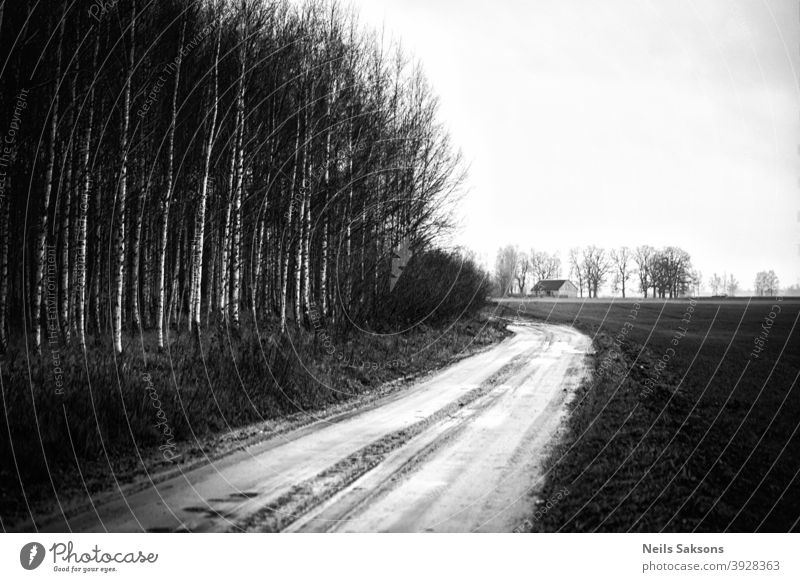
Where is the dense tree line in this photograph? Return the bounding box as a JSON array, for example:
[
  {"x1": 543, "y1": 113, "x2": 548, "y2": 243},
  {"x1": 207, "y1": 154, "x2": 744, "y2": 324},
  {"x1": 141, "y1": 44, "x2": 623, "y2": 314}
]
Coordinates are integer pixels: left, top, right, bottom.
[
  {"x1": 567, "y1": 245, "x2": 697, "y2": 299},
  {"x1": 0, "y1": 0, "x2": 465, "y2": 354},
  {"x1": 629, "y1": 245, "x2": 696, "y2": 299}
]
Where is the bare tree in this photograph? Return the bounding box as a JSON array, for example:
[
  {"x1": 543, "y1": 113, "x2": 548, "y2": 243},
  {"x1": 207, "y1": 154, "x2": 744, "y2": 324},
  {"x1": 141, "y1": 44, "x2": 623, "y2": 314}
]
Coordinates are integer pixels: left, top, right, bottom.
[
  {"x1": 690, "y1": 269, "x2": 702, "y2": 296},
  {"x1": 58, "y1": 70, "x2": 77, "y2": 342},
  {"x1": 754, "y1": 270, "x2": 779, "y2": 296},
  {"x1": 229, "y1": 0, "x2": 247, "y2": 326},
  {"x1": 530, "y1": 250, "x2": 560, "y2": 283},
  {"x1": 726, "y1": 274, "x2": 739, "y2": 297},
  {"x1": 280, "y1": 123, "x2": 301, "y2": 333},
  {"x1": 0, "y1": 165, "x2": 7, "y2": 351},
  {"x1": 633, "y1": 245, "x2": 654, "y2": 298},
  {"x1": 189, "y1": 16, "x2": 221, "y2": 335},
  {"x1": 582, "y1": 245, "x2": 609, "y2": 298},
  {"x1": 709, "y1": 273, "x2": 723, "y2": 295},
  {"x1": 610, "y1": 246, "x2": 632, "y2": 298},
  {"x1": 495, "y1": 245, "x2": 519, "y2": 296},
  {"x1": 515, "y1": 251, "x2": 529, "y2": 295},
  {"x1": 546, "y1": 254, "x2": 561, "y2": 279},
  {"x1": 32, "y1": 9, "x2": 65, "y2": 352},
  {"x1": 74, "y1": 29, "x2": 100, "y2": 347},
  {"x1": 156, "y1": 19, "x2": 184, "y2": 350},
  {"x1": 568, "y1": 247, "x2": 585, "y2": 298},
  {"x1": 112, "y1": 1, "x2": 136, "y2": 354}
]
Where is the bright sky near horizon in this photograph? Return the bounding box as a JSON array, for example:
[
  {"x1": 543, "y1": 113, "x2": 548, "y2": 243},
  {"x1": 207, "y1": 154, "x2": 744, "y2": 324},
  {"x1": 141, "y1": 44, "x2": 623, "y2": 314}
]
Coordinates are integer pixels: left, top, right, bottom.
[{"x1": 350, "y1": 0, "x2": 800, "y2": 292}]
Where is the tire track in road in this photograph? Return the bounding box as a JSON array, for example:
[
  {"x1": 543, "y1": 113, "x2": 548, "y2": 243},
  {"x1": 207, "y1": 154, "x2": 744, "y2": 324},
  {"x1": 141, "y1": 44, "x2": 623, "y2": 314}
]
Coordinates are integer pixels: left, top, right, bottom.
[{"x1": 287, "y1": 324, "x2": 591, "y2": 532}]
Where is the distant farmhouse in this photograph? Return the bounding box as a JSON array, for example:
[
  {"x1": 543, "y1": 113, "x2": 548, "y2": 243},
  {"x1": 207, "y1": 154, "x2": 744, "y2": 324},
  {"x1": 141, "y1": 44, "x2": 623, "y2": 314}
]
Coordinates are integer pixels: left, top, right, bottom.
[{"x1": 532, "y1": 279, "x2": 579, "y2": 298}]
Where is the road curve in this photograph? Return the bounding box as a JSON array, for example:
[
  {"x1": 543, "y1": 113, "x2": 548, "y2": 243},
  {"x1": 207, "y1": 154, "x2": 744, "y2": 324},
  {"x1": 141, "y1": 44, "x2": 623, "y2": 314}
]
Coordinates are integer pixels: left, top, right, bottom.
[{"x1": 42, "y1": 322, "x2": 591, "y2": 533}]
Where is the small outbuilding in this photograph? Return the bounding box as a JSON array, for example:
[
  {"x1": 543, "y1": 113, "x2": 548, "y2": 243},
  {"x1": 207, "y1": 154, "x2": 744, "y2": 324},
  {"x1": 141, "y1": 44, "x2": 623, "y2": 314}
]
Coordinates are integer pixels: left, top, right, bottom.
[{"x1": 532, "y1": 279, "x2": 579, "y2": 298}]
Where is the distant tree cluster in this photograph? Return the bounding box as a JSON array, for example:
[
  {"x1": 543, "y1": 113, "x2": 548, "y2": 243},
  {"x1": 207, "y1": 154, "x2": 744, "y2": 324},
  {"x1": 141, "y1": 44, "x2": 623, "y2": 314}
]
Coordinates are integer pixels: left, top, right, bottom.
[
  {"x1": 494, "y1": 244, "x2": 698, "y2": 299},
  {"x1": 569, "y1": 246, "x2": 609, "y2": 298},
  {"x1": 754, "y1": 270, "x2": 780, "y2": 297},
  {"x1": 567, "y1": 245, "x2": 697, "y2": 299},
  {"x1": 708, "y1": 273, "x2": 739, "y2": 297},
  {"x1": 494, "y1": 245, "x2": 560, "y2": 296},
  {"x1": 494, "y1": 245, "x2": 519, "y2": 296},
  {"x1": 0, "y1": 0, "x2": 466, "y2": 353},
  {"x1": 631, "y1": 246, "x2": 696, "y2": 299}
]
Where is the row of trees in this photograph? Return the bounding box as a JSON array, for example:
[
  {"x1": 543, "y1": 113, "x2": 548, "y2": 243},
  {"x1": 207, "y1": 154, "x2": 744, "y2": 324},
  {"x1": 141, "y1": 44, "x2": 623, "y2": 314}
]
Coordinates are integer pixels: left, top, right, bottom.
[
  {"x1": 495, "y1": 245, "x2": 698, "y2": 299},
  {"x1": 0, "y1": 0, "x2": 465, "y2": 353},
  {"x1": 496, "y1": 244, "x2": 795, "y2": 299}
]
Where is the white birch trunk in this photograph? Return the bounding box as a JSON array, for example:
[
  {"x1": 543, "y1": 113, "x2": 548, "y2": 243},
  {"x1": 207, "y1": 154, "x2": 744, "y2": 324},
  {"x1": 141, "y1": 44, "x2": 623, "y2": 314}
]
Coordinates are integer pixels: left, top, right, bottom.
[
  {"x1": 190, "y1": 24, "x2": 221, "y2": 333},
  {"x1": 156, "y1": 21, "x2": 183, "y2": 349},
  {"x1": 113, "y1": 1, "x2": 135, "y2": 354}
]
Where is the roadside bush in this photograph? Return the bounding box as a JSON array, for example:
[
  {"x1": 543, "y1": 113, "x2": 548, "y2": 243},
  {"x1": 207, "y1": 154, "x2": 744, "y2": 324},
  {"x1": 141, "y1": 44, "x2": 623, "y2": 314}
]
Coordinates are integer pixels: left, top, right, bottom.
[{"x1": 387, "y1": 249, "x2": 492, "y2": 325}]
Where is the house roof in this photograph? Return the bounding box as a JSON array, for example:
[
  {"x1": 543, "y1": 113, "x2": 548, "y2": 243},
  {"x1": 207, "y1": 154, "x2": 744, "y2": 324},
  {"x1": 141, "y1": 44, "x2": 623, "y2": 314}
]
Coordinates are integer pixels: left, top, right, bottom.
[{"x1": 534, "y1": 279, "x2": 573, "y2": 291}]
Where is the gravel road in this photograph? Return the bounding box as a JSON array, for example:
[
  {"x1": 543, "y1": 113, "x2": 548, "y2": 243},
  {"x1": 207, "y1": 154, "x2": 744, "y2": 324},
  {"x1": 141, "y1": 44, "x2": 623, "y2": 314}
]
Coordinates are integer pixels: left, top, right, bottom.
[{"x1": 42, "y1": 322, "x2": 591, "y2": 533}]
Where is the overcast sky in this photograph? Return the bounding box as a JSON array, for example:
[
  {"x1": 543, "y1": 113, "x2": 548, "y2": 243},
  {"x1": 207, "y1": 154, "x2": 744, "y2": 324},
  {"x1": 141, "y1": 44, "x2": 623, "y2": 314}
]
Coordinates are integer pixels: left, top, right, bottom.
[{"x1": 351, "y1": 0, "x2": 800, "y2": 292}]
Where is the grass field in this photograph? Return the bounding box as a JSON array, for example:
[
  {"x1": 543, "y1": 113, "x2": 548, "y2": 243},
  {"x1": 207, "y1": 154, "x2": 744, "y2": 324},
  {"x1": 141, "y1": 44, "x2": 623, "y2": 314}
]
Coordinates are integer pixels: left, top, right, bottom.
[{"x1": 493, "y1": 297, "x2": 800, "y2": 532}]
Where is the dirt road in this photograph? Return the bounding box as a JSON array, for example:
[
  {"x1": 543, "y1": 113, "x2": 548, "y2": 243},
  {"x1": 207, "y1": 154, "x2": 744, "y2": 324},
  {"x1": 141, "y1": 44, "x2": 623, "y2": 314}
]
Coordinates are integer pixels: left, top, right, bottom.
[{"x1": 42, "y1": 322, "x2": 591, "y2": 533}]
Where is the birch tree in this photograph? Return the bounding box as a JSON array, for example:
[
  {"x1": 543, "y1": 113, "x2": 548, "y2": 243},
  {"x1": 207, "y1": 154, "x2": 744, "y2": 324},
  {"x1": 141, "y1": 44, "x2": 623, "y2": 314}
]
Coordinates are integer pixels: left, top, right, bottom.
[
  {"x1": 156, "y1": 19, "x2": 184, "y2": 350},
  {"x1": 112, "y1": 1, "x2": 135, "y2": 355},
  {"x1": 189, "y1": 17, "x2": 221, "y2": 335},
  {"x1": 1, "y1": 0, "x2": 468, "y2": 349},
  {"x1": 610, "y1": 246, "x2": 632, "y2": 298},
  {"x1": 31, "y1": 10, "x2": 65, "y2": 352}
]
